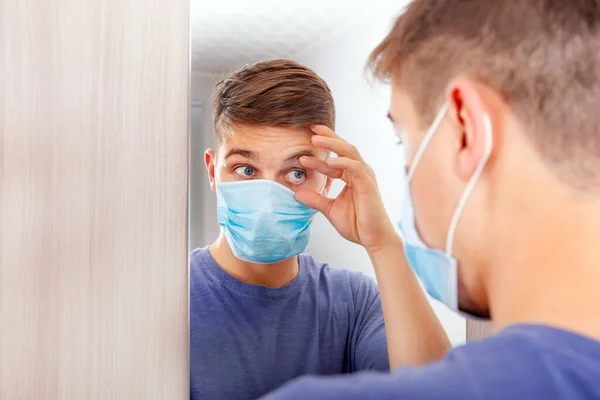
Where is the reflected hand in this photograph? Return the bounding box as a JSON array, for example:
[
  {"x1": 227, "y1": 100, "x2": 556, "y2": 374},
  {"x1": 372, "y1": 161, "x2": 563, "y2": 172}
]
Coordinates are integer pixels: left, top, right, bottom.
[{"x1": 295, "y1": 125, "x2": 397, "y2": 253}]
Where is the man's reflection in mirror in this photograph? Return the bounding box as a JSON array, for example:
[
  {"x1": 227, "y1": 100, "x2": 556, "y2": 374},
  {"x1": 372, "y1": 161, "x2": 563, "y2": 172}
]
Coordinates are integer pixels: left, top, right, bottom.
[{"x1": 189, "y1": 60, "x2": 389, "y2": 400}]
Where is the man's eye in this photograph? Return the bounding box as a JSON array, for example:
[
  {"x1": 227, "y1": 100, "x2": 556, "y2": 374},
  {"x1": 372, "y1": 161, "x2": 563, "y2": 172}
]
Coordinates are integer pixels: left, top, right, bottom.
[
  {"x1": 286, "y1": 170, "x2": 306, "y2": 184},
  {"x1": 234, "y1": 166, "x2": 255, "y2": 177}
]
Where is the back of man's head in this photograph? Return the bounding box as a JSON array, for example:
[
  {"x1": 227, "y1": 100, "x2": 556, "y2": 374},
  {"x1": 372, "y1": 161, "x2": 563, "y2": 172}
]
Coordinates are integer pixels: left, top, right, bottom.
[
  {"x1": 369, "y1": 0, "x2": 600, "y2": 190},
  {"x1": 212, "y1": 59, "x2": 335, "y2": 146}
]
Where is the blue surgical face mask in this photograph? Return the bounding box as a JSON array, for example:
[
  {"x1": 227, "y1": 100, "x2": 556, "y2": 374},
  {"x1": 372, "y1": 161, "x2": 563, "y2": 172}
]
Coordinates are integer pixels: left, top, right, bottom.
[
  {"x1": 216, "y1": 179, "x2": 318, "y2": 264},
  {"x1": 398, "y1": 103, "x2": 493, "y2": 316}
]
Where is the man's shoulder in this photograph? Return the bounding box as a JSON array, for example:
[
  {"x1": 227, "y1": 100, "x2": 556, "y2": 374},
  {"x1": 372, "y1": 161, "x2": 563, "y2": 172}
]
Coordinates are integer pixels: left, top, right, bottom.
[
  {"x1": 262, "y1": 325, "x2": 595, "y2": 400},
  {"x1": 189, "y1": 247, "x2": 215, "y2": 280},
  {"x1": 190, "y1": 246, "x2": 210, "y2": 262},
  {"x1": 261, "y1": 356, "x2": 475, "y2": 400}
]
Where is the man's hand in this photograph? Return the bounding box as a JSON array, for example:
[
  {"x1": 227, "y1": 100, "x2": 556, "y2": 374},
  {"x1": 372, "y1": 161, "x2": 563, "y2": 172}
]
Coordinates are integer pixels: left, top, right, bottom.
[
  {"x1": 295, "y1": 125, "x2": 397, "y2": 254},
  {"x1": 297, "y1": 125, "x2": 451, "y2": 369}
]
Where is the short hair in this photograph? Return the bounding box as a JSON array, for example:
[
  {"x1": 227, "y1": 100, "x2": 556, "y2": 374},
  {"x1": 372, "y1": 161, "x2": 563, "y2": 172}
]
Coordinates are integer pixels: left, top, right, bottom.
[
  {"x1": 368, "y1": 0, "x2": 600, "y2": 190},
  {"x1": 212, "y1": 59, "x2": 335, "y2": 146}
]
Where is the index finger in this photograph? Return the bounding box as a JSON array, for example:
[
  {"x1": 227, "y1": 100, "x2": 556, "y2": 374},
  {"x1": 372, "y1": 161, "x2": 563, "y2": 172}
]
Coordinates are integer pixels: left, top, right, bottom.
[
  {"x1": 310, "y1": 124, "x2": 343, "y2": 140},
  {"x1": 310, "y1": 125, "x2": 363, "y2": 161}
]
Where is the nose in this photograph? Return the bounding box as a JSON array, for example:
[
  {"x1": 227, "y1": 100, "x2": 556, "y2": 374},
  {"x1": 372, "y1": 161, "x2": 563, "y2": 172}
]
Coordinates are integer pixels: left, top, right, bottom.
[
  {"x1": 259, "y1": 171, "x2": 293, "y2": 191},
  {"x1": 261, "y1": 172, "x2": 279, "y2": 182}
]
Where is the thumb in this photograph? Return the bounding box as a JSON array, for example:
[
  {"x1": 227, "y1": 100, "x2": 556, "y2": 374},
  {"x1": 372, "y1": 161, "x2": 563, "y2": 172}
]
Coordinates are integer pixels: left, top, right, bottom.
[{"x1": 295, "y1": 189, "x2": 334, "y2": 217}]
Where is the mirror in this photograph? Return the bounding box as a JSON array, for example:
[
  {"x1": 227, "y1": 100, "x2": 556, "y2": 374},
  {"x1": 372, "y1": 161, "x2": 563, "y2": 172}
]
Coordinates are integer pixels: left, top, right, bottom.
[{"x1": 189, "y1": 1, "x2": 466, "y2": 399}]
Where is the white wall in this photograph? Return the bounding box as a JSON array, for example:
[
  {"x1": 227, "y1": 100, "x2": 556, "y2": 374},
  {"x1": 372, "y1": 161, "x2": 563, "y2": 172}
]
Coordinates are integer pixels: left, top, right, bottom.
[
  {"x1": 189, "y1": 72, "x2": 224, "y2": 250},
  {"x1": 294, "y1": 4, "x2": 467, "y2": 346}
]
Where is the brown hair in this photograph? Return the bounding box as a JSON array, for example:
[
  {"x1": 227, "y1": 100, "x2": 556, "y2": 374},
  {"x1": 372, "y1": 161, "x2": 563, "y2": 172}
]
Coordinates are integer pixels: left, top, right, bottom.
[
  {"x1": 368, "y1": 0, "x2": 600, "y2": 189},
  {"x1": 212, "y1": 59, "x2": 335, "y2": 145}
]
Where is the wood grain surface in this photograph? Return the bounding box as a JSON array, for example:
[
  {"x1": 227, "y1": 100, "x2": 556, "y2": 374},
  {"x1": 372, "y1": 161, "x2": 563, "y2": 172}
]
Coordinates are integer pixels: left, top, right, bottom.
[
  {"x1": 467, "y1": 320, "x2": 494, "y2": 341},
  {"x1": 0, "y1": 0, "x2": 190, "y2": 397}
]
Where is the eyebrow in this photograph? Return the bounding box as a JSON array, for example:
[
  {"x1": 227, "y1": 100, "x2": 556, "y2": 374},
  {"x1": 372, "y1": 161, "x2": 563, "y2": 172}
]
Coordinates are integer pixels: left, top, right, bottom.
[
  {"x1": 387, "y1": 112, "x2": 395, "y2": 122},
  {"x1": 283, "y1": 150, "x2": 316, "y2": 164},
  {"x1": 224, "y1": 148, "x2": 258, "y2": 160}
]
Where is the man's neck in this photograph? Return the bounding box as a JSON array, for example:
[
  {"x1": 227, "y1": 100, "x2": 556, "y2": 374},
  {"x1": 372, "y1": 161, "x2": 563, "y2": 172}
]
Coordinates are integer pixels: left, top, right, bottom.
[
  {"x1": 488, "y1": 193, "x2": 600, "y2": 341},
  {"x1": 208, "y1": 234, "x2": 300, "y2": 288}
]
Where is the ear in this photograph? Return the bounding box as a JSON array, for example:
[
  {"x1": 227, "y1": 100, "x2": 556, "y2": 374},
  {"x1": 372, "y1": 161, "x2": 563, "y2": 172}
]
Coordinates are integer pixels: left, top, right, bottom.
[
  {"x1": 446, "y1": 77, "x2": 492, "y2": 182},
  {"x1": 204, "y1": 149, "x2": 217, "y2": 192}
]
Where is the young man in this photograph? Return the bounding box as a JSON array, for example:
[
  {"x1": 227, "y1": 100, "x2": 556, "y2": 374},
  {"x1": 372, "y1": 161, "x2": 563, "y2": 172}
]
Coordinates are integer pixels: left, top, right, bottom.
[
  {"x1": 262, "y1": 0, "x2": 600, "y2": 399},
  {"x1": 189, "y1": 60, "x2": 392, "y2": 400}
]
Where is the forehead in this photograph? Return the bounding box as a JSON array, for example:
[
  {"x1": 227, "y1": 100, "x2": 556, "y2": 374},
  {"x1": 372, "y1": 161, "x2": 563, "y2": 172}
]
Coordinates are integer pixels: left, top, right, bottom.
[{"x1": 217, "y1": 124, "x2": 328, "y2": 160}]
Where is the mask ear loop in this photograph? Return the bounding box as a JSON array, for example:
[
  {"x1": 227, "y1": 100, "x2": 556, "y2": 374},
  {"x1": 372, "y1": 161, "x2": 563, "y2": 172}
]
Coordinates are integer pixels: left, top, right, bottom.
[
  {"x1": 406, "y1": 103, "x2": 450, "y2": 181},
  {"x1": 402, "y1": 103, "x2": 450, "y2": 233},
  {"x1": 445, "y1": 114, "x2": 494, "y2": 256}
]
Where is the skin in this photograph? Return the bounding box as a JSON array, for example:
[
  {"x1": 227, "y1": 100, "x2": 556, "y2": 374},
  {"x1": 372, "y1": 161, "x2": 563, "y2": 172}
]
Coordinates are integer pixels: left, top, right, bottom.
[
  {"x1": 296, "y1": 126, "x2": 451, "y2": 367},
  {"x1": 297, "y1": 75, "x2": 600, "y2": 368},
  {"x1": 205, "y1": 124, "x2": 332, "y2": 289}
]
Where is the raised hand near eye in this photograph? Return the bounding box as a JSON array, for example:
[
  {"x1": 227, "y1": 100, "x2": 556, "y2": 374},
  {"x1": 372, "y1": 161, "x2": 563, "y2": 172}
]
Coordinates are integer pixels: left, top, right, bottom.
[{"x1": 295, "y1": 125, "x2": 397, "y2": 253}]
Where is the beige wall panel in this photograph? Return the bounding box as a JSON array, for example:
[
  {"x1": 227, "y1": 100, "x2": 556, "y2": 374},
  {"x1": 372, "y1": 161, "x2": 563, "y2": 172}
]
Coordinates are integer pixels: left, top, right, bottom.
[
  {"x1": 0, "y1": 0, "x2": 190, "y2": 398},
  {"x1": 467, "y1": 320, "x2": 494, "y2": 342}
]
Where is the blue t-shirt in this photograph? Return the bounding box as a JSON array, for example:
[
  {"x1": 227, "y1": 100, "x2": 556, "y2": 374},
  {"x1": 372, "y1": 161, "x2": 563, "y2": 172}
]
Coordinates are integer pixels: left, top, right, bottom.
[
  {"x1": 189, "y1": 248, "x2": 389, "y2": 400},
  {"x1": 262, "y1": 324, "x2": 600, "y2": 399}
]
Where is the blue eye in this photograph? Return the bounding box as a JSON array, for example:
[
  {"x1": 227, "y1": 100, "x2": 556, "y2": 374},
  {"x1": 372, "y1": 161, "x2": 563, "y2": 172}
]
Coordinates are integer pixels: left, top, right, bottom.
[
  {"x1": 235, "y1": 166, "x2": 255, "y2": 178},
  {"x1": 286, "y1": 169, "x2": 306, "y2": 184}
]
